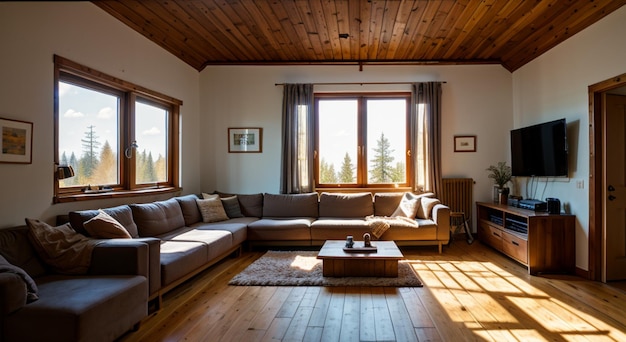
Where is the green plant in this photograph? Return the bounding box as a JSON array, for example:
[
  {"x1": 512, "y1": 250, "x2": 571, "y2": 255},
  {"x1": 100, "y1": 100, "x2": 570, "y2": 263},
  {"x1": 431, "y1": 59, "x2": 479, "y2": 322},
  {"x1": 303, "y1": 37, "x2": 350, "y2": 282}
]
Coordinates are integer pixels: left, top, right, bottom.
[{"x1": 486, "y1": 161, "x2": 512, "y2": 188}]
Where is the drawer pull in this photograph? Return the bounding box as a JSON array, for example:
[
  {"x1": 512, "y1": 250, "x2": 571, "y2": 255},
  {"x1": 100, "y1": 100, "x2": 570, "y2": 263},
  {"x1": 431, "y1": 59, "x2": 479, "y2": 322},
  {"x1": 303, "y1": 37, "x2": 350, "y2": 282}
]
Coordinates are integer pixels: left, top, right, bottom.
[
  {"x1": 492, "y1": 232, "x2": 501, "y2": 238},
  {"x1": 512, "y1": 241, "x2": 519, "y2": 246}
]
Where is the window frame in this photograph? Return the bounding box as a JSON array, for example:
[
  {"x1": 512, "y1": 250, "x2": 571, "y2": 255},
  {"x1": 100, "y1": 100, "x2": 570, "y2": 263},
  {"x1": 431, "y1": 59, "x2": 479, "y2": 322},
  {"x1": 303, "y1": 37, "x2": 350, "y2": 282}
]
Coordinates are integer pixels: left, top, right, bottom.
[
  {"x1": 53, "y1": 55, "x2": 181, "y2": 203},
  {"x1": 314, "y1": 92, "x2": 412, "y2": 190}
]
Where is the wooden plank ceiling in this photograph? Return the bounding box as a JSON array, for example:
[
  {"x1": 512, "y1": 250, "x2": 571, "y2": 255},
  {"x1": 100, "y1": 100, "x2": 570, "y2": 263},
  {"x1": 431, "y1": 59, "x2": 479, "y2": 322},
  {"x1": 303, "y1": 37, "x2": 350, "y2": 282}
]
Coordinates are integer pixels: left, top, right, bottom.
[{"x1": 93, "y1": 0, "x2": 625, "y2": 72}]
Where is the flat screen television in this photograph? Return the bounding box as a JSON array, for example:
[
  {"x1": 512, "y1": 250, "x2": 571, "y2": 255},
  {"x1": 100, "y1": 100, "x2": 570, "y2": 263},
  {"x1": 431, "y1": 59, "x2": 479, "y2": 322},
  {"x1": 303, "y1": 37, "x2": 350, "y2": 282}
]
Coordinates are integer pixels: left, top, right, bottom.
[{"x1": 510, "y1": 118, "x2": 568, "y2": 177}]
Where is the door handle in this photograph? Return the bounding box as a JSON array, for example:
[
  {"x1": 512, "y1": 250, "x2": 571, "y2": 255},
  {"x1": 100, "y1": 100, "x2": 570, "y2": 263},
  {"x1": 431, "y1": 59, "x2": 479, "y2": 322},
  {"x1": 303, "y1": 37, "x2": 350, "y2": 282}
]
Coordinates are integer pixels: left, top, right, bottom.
[
  {"x1": 609, "y1": 195, "x2": 616, "y2": 201},
  {"x1": 609, "y1": 185, "x2": 616, "y2": 191}
]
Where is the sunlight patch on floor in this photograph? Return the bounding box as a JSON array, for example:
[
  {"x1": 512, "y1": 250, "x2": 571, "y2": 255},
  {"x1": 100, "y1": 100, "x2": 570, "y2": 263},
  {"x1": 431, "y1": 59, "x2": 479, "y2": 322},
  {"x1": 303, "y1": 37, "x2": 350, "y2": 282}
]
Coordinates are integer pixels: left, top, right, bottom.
[
  {"x1": 290, "y1": 255, "x2": 319, "y2": 271},
  {"x1": 413, "y1": 259, "x2": 626, "y2": 341}
]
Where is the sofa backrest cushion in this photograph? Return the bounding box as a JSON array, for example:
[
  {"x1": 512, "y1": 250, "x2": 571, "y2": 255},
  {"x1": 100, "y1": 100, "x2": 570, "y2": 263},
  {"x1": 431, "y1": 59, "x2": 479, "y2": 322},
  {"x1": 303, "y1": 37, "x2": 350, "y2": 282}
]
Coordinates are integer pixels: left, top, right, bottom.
[
  {"x1": 130, "y1": 198, "x2": 186, "y2": 237},
  {"x1": 373, "y1": 193, "x2": 405, "y2": 216},
  {"x1": 263, "y1": 193, "x2": 319, "y2": 217},
  {"x1": 216, "y1": 191, "x2": 264, "y2": 217},
  {"x1": 69, "y1": 204, "x2": 139, "y2": 238},
  {"x1": 319, "y1": 192, "x2": 373, "y2": 218},
  {"x1": 175, "y1": 194, "x2": 202, "y2": 225},
  {"x1": 0, "y1": 225, "x2": 47, "y2": 278}
]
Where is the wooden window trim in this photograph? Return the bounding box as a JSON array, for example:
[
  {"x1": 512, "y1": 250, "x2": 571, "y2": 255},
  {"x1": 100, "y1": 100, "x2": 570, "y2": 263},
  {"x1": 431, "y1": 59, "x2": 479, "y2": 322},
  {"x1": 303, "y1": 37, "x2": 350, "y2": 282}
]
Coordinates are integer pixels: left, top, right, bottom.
[
  {"x1": 314, "y1": 92, "x2": 412, "y2": 189},
  {"x1": 54, "y1": 55, "x2": 182, "y2": 203}
]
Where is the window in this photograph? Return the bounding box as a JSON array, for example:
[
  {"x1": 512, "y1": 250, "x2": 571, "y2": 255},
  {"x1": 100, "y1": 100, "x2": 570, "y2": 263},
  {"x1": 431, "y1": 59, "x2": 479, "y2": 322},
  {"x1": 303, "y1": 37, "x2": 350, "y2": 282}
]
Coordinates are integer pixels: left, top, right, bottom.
[
  {"x1": 315, "y1": 93, "x2": 411, "y2": 188},
  {"x1": 54, "y1": 56, "x2": 181, "y2": 202}
]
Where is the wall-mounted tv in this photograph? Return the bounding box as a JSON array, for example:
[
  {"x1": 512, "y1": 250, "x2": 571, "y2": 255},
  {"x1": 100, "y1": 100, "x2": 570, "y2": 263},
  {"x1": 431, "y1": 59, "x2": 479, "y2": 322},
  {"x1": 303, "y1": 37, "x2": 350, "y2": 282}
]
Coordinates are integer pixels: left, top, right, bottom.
[{"x1": 510, "y1": 118, "x2": 568, "y2": 177}]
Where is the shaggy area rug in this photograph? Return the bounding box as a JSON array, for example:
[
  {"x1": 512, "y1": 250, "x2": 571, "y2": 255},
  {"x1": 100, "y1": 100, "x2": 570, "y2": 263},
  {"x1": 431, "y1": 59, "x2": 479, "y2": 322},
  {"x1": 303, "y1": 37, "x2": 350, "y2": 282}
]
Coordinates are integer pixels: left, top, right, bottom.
[{"x1": 229, "y1": 251, "x2": 423, "y2": 287}]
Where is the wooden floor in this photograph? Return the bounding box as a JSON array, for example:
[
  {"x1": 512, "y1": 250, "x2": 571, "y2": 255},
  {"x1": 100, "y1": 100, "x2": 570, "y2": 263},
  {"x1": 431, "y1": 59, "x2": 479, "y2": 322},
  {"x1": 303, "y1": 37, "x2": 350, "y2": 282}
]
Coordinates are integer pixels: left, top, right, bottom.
[{"x1": 119, "y1": 240, "x2": 626, "y2": 342}]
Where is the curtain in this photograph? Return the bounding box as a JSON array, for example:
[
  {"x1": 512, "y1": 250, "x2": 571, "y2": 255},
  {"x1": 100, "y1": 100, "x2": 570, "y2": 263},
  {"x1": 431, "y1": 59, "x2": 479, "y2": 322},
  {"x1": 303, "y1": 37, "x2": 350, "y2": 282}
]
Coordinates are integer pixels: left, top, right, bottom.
[
  {"x1": 411, "y1": 82, "x2": 443, "y2": 196},
  {"x1": 280, "y1": 84, "x2": 314, "y2": 194}
]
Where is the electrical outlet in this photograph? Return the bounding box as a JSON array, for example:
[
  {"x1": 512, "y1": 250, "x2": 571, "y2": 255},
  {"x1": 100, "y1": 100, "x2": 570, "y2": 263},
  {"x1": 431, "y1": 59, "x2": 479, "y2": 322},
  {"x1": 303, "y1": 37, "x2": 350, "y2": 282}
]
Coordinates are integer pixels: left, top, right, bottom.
[{"x1": 576, "y1": 179, "x2": 584, "y2": 189}]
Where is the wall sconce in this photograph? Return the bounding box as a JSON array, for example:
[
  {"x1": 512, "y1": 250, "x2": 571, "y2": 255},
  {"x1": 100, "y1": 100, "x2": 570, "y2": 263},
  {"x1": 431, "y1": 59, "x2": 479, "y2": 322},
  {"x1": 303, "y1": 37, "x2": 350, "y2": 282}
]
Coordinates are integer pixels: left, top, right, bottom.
[
  {"x1": 57, "y1": 165, "x2": 75, "y2": 180},
  {"x1": 124, "y1": 140, "x2": 139, "y2": 159}
]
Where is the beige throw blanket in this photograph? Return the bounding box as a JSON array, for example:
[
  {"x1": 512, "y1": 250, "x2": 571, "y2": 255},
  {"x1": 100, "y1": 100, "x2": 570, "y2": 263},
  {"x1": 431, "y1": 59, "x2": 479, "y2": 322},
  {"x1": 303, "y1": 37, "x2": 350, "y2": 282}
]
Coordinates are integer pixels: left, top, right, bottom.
[
  {"x1": 365, "y1": 215, "x2": 420, "y2": 239},
  {"x1": 26, "y1": 219, "x2": 100, "y2": 274}
]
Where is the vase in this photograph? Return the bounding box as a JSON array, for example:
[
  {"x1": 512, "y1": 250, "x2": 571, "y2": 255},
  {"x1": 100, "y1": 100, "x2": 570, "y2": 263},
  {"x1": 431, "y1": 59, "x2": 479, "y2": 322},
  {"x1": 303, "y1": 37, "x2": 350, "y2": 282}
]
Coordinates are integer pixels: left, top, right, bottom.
[{"x1": 498, "y1": 187, "x2": 510, "y2": 205}]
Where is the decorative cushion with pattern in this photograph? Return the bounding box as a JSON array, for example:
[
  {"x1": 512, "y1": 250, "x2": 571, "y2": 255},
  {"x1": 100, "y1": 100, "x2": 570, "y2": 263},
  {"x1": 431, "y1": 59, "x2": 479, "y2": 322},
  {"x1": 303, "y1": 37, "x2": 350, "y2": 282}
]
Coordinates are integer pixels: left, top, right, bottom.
[{"x1": 196, "y1": 197, "x2": 229, "y2": 222}]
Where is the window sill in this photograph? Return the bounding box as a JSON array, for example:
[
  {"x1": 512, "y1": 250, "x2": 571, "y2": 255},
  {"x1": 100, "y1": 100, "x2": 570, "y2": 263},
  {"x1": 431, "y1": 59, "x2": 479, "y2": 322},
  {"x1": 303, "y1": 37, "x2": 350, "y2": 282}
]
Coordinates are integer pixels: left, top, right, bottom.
[{"x1": 54, "y1": 186, "x2": 181, "y2": 203}]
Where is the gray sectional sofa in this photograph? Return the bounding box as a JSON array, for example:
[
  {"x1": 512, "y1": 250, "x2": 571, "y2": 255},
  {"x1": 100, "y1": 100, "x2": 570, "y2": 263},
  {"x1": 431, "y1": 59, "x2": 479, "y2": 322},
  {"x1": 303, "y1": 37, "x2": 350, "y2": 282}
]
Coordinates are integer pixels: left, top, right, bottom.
[
  {"x1": 0, "y1": 191, "x2": 449, "y2": 341},
  {"x1": 0, "y1": 225, "x2": 149, "y2": 342}
]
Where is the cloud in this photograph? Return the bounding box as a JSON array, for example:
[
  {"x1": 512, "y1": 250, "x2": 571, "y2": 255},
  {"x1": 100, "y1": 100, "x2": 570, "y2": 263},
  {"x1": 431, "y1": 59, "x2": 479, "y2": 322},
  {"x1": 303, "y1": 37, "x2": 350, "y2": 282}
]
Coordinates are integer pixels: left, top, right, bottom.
[
  {"x1": 142, "y1": 127, "x2": 161, "y2": 136},
  {"x1": 98, "y1": 107, "x2": 115, "y2": 119},
  {"x1": 64, "y1": 109, "x2": 84, "y2": 118}
]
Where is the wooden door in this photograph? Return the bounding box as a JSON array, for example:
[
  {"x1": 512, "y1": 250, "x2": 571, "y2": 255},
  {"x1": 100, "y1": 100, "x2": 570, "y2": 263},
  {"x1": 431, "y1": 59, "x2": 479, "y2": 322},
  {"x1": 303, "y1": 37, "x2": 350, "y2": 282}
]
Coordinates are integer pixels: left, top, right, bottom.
[{"x1": 604, "y1": 94, "x2": 626, "y2": 281}]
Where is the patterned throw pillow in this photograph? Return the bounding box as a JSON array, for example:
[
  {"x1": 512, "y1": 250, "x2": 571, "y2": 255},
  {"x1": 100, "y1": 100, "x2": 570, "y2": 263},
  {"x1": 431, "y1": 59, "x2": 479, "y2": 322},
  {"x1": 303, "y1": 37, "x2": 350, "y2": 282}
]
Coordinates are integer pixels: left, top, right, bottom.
[{"x1": 196, "y1": 197, "x2": 229, "y2": 222}]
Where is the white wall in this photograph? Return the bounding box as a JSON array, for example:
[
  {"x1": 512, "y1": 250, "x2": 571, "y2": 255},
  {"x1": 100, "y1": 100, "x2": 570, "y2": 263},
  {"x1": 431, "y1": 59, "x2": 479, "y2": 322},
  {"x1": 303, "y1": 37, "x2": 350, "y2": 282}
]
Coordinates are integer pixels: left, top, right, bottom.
[
  {"x1": 512, "y1": 6, "x2": 626, "y2": 270},
  {"x1": 200, "y1": 64, "x2": 513, "y2": 208},
  {"x1": 0, "y1": 2, "x2": 201, "y2": 227}
]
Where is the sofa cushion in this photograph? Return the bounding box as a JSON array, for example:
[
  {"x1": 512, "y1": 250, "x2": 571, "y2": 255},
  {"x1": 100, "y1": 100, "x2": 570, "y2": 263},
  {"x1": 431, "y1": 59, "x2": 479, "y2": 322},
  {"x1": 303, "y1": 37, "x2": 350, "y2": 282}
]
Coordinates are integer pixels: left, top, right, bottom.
[
  {"x1": 4, "y1": 275, "x2": 147, "y2": 342},
  {"x1": 190, "y1": 218, "x2": 253, "y2": 246},
  {"x1": 131, "y1": 198, "x2": 186, "y2": 237},
  {"x1": 83, "y1": 210, "x2": 132, "y2": 239},
  {"x1": 310, "y1": 219, "x2": 370, "y2": 241},
  {"x1": 373, "y1": 193, "x2": 405, "y2": 216},
  {"x1": 0, "y1": 225, "x2": 47, "y2": 278},
  {"x1": 159, "y1": 241, "x2": 208, "y2": 286},
  {"x1": 263, "y1": 193, "x2": 319, "y2": 217},
  {"x1": 169, "y1": 229, "x2": 233, "y2": 260},
  {"x1": 175, "y1": 194, "x2": 202, "y2": 226},
  {"x1": 196, "y1": 197, "x2": 229, "y2": 222},
  {"x1": 221, "y1": 196, "x2": 244, "y2": 218},
  {"x1": 318, "y1": 192, "x2": 373, "y2": 218},
  {"x1": 69, "y1": 205, "x2": 139, "y2": 238},
  {"x1": 215, "y1": 191, "x2": 264, "y2": 217},
  {"x1": 247, "y1": 218, "x2": 314, "y2": 241}
]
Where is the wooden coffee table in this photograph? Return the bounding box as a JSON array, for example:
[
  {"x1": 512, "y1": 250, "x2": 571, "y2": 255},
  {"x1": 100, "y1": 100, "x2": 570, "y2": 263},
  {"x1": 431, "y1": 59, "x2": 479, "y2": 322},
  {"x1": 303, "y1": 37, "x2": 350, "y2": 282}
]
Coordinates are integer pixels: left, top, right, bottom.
[{"x1": 317, "y1": 240, "x2": 404, "y2": 277}]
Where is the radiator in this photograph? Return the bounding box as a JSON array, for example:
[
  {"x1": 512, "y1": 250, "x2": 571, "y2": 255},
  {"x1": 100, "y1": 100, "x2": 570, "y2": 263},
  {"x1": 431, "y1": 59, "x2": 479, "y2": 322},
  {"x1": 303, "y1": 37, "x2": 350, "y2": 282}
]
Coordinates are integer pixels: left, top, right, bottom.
[{"x1": 440, "y1": 178, "x2": 474, "y2": 230}]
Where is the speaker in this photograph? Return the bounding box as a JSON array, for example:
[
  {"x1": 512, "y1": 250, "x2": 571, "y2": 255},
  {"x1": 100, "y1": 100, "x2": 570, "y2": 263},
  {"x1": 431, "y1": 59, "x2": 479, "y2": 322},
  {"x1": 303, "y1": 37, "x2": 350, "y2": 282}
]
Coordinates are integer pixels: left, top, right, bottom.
[{"x1": 546, "y1": 198, "x2": 561, "y2": 214}]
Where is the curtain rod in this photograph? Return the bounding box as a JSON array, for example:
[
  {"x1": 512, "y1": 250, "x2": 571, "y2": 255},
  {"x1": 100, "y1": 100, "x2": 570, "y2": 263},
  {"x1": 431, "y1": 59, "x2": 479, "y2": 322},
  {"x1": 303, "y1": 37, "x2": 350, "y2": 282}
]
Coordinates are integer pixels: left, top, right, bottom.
[{"x1": 274, "y1": 81, "x2": 446, "y2": 86}]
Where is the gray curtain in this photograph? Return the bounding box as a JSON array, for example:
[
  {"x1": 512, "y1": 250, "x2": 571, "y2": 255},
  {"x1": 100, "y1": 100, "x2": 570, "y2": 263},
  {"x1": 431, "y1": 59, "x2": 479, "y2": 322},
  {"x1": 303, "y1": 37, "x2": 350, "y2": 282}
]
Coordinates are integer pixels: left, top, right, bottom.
[
  {"x1": 411, "y1": 82, "x2": 443, "y2": 196},
  {"x1": 280, "y1": 84, "x2": 314, "y2": 194}
]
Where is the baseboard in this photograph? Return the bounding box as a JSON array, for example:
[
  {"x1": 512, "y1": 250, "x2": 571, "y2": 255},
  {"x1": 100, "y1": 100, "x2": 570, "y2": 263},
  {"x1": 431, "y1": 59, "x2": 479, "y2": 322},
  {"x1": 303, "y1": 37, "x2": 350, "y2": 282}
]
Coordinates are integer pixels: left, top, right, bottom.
[{"x1": 575, "y1": 266, "x2": 590, "y2": 279}]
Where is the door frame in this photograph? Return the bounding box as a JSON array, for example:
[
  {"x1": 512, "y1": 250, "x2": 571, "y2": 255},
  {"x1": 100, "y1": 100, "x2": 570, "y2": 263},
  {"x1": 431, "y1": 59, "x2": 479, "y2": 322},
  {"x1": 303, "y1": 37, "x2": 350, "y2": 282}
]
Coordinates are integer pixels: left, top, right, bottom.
[{"x1": 588, "y1": 72, "x2": 626, "y2": 281}]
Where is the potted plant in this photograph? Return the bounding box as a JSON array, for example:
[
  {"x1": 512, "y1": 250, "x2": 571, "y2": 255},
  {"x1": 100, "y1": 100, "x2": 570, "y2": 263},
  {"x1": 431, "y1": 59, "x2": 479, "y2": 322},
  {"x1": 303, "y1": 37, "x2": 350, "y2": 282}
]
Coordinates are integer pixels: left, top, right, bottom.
[{"x1": 486, "y1": 161, "x2": 512, "y2": 204}]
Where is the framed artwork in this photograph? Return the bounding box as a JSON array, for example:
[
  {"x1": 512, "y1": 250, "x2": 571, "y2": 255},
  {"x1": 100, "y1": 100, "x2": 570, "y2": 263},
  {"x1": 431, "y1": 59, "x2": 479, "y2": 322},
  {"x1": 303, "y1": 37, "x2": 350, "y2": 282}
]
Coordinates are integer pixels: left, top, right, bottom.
[
  {"x1": 228, "y1": 127, "x2": 262, "y2": 153},
  {"x1": 1, "y1": 118, "x2": 33, "y2": 164},
  {"x1": 454, "y1": 135, "x2": 476, "y2": 152}
]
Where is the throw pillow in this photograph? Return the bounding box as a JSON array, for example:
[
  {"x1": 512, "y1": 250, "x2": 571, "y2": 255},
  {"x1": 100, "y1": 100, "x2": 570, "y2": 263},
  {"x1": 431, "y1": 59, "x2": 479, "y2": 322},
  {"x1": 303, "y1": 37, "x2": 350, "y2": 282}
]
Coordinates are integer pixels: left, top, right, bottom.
[
  {"x1": 416, "y1": 197, "x2": 441, "y2": 219},
  {"x1": 25, "y1": 218, "x2": 99, "y2": 274},
  {"x1": 390, "y1": 193, "x2": 420, "y2": 218},
  {"x1": 83, "y1": 210, "x2": 132, "y2": 239},
  {"x1": 202, "y1": 193, "x2": 219, "y2": 200},
  {"x1": 221, "y1": 196, "x2": 243, "y2": 218},
  {"x1": 196, "y1": 198, "x2": 229, "y2": 223}
]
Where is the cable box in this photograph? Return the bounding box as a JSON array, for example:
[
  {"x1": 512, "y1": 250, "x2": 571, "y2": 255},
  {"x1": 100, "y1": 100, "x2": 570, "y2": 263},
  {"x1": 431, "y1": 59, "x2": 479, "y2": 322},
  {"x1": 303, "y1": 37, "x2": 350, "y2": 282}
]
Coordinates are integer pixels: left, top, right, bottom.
[{"x1": 518, "y1": 199, "x2": 547, "y2": 211}]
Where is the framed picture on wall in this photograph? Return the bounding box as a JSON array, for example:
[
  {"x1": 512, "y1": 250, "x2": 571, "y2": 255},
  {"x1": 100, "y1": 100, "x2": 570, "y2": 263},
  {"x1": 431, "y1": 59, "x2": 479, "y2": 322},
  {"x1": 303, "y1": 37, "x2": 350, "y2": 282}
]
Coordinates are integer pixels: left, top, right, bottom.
[
  {"x1": 228, "y1": 127, "x2": 263, "y2": 153},
  {"x1": 454, "y1": 135, "x2": 476, "y2": 152},
  {"x1": 1, "y1": 117, "x2": 33, "y2": 164}
]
